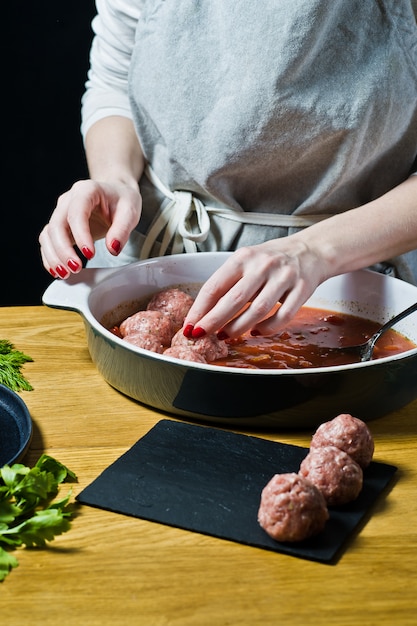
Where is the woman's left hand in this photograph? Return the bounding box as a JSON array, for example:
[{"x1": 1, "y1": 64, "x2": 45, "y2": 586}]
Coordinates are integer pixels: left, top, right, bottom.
[
  {"x1": 183, "y1": 174, "x2": 417, "y2": 340},
  {"x1": 183, "y1": 237, "x2": 327, "y2": 340}
]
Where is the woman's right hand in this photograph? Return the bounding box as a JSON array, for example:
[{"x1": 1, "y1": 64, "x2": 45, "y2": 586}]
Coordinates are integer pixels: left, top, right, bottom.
[{"x1": 39, "y1": 179, "x2": 142, "y2": 278}]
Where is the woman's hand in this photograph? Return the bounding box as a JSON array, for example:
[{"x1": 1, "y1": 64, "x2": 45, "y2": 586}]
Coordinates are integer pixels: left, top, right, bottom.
[
  {"x1": 183, "y1": 175, "x2": 417, "y2": 339},
  {"x1": 39, "y1": 179, "x2": 142, "y2": 278},
  {"x1": 183, "y1": 236, "x2": 327, "y2": 340},
  {"x1": 39, "y1": 115, "x2": 145, "y2": 278}
]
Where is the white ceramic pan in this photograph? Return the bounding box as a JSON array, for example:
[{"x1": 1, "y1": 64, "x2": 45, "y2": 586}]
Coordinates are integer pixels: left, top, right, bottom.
[{"x1": 43, "y1": 252, "x2": 417, "y2": 429}]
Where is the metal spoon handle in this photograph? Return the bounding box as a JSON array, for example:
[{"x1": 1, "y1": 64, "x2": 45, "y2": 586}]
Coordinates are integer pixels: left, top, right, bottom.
[
  {"x1": 362, "y1": 301, "x2": 417, "y2": 361},
  {"x1": 372, "y1": 301, "x2": 417, "y2": 339}
]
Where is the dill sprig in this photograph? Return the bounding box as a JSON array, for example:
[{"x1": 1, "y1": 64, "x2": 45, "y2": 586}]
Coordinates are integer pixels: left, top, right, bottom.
[{"x1": 0, "y1": 340, "x2": 33, "y2": 392}]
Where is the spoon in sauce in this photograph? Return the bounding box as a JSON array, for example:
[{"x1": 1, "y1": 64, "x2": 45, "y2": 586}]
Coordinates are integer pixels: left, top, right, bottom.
[{"x1": 324, "y1": 301, "x2": 417, "y2": 362}]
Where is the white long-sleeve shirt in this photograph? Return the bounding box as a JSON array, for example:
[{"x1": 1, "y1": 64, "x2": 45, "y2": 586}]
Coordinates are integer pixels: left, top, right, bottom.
[{"x1": 81, "y1": 0, "x2": 143, "y2": 139}]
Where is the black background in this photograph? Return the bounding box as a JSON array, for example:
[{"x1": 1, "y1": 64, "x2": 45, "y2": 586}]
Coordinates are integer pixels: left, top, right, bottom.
[{"x1": 5, "y1": 1, "x2": 96, "y2": 305}]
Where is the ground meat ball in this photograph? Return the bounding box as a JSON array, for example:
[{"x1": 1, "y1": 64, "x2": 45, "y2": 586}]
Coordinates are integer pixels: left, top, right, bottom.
[
  {"x1": 163, "y1": 345, "x2": 207, "y2": 363},
  {"x1": 147, "y1": 288, "x2": 194, "y2": 332},
  {"x1": 119, "y1": 310, "x2": 174, "y2": 353},
  {"x1": 299, "y1": 445, "x2": 363, "y2": 506},
  {"x1": 170, "y1": 329, "x2": 229, "y2": 362},
  {"x1": 258, "y1": 473, "x2": 329, "y2": 542},
  {"x1": 122, "y1": 332, "x2": 166, "y2": 353},
  {"x1": 310, "y1": 413, "x2": 374, "y2": 468}
]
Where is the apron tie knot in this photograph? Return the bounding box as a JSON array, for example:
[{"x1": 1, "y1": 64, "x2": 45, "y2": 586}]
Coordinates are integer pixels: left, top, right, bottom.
[
  {"x1": 140, "y1": 165, "x2": 330, "y2": 259},
  {"x1": 140, "y1": 170, "x2": 212, "y2": 258}
]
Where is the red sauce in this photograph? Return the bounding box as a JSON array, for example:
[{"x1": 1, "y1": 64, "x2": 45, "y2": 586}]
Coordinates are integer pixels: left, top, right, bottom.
[{"x1": 215, "y1": 307, "x2": 416, "y2": 370}]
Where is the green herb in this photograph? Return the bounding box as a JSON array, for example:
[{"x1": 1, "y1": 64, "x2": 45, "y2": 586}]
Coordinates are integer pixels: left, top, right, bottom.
[
  {"x1": 0, "y1": 454, "x2": 77, "y2": 581},
  {"x1": 0, "y1": 339, "x2": 33, "y2": 392}
]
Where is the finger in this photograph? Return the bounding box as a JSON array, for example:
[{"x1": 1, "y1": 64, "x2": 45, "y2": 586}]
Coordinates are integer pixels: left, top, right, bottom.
[
  {"x1": 184, "y1": 263, "x2": 244, "y2": 326},
  {"x1": 64, "y1": 181, "x2": 105, "y2": 256},
  {"x1": 251, "y1": 280, "x2": 313, "y2": 336},
  {"x1": 39, "y1": 223, "x2": 84, "y2": 278},
  {"x1": 104, "y1": 191, "x2": 142, "y2": 256},
  {"x1": 185, "y1": 269, "x2": 263, "y2": 338},
  {"x1": 39, "y1": 243, "x2": 61, "y2": 279},
  {"x1": 220, "y1": 288, "x2": 284, "y2": 338}
]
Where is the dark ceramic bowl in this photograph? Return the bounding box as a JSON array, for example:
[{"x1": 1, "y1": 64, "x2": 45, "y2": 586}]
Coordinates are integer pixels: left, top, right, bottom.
[
  {"x1": 42, "y1": 252, "x2": 417, "y2": 429},
  {"x1": 0, "y1": 383, "x2": 33, "y2": 466}
]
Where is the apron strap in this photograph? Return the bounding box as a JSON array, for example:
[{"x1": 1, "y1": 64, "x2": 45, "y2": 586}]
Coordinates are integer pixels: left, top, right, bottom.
[{"x1": 140, "y1": 165, "x2": 329, "y2": 259}]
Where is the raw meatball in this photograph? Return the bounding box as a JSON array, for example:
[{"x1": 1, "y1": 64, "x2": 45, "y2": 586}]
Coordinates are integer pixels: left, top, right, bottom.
[
  {"x1": 258, "y1": 473, "x2": 329, "y2": 542},
  {"x1": 119, "y1": 310, "x2": 173, "y2": 353},
  {"x1": 163, "y1": 345, "x2": 207, "y2": 363},
  {"x1": 122, "y1": 332, "x2": 166, "y2": 353},
  {"x1": 299, "y1": 445, "x2": 363, "y2": 506},
  {"x1": 310, "y1": 413, "x2": 374, "y2": 468},
  {"x1": 170, "y1": 329, "x2": 229, "y2": 362},
  {"x1": 147, "y1": 288, "x2": 194, "y2": 332}
]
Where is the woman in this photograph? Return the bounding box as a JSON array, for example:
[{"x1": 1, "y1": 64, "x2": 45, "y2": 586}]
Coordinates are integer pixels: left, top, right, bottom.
[{"x1": 39, "y1": 0, "x2": 417, "y2": 340}]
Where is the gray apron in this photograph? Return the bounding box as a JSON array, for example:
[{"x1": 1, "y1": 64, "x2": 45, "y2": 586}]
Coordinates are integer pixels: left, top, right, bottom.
[{"x1": 93, "y1": 0, "x2": 417, "y2": 283}]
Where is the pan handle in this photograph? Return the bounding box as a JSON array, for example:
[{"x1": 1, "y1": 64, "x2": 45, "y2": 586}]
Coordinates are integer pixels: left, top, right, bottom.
[{"x1": 42, "y1": 267, "x2": 119, "y2": 314}]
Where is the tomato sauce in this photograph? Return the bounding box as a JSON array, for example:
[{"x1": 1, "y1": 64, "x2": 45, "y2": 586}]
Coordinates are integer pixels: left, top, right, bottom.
[{"x1": 215, "y1": 307, "x2": 416, "y2": 370}]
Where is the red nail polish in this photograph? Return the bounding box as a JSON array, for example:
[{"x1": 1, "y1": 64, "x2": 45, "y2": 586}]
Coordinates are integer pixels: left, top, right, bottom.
[
  {"x1": 250, "y1": 329, "x2": 261, "y2": 337},
  {"x1": 56, "y1": 265, "x2": 69, "y2": 279},
  {"x1": 192, "y1": 326, "x2": 206, "y2": 339},
  {"x1": 49, "y1": 268, "x2": 57, "y2": 278},
  {"x1": 217, "y1": 330, "x2": 229, "y2": 341},
  {"x1": 183, "y1": 323, "x2": 194, "y2": 338},
  {"x1": 111, "y1": 239, "x2": 121, "y2": 254},
  {"x1": 82, "y1": 246, "x2": 94, "y2": 260},
  {"x1": 67, "y1": 258, "x2": 80, "y2": 272}
]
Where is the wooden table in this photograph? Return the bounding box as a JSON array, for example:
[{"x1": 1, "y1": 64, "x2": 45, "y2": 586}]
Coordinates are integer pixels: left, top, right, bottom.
[{"x1": 1, "y1": 305, "x2": 417, "y2": 625}]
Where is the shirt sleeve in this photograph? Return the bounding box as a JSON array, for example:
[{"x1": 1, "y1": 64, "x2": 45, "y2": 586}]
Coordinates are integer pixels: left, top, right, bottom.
[{"x1": 80, "y1": 0, "x2": 143, "y2": 141}]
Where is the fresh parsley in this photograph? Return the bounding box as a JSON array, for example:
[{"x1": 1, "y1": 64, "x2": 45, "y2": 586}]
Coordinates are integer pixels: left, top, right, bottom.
[
  {"x1": 0, "y1": 454, "x2": 77, "y2": 581},
  {"x1": 0, "y1": 339, "x2": 33, "y2": 392}
]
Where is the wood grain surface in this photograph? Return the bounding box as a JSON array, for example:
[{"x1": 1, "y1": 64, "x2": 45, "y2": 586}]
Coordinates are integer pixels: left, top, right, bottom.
[{"x1": 1, "y1": 306, "x2": 416, "y2": 625}]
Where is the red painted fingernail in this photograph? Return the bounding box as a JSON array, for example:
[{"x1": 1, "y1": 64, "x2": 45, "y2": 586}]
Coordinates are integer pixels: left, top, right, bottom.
[
  {"x1": 67, "y1": 258, "x2": 80, "y2": 272},
  {"x1": 49, "y1": 268, "x2": 57, "y2": 278},
  {"x1": 111, "y1": 239, "x2": 121, "y2": 254},
  {"x1": 191, "y1": 326, "x2": 206, "y2": 339},
  {"x1": 56, "y1": 265, "x2": 69, "y2": 279},
  {"x1": 250, "y1": 329, "x2": 261, "y2": 337},
  {"x1": 217, "y1": 330, "x2": 229, "y2": 341},
  {"x1": 82, "y1": 246, "x2": 94, "y2": 260},
  {"x1": 183, "y1": 323, "x2": 194, "y2": 338}
]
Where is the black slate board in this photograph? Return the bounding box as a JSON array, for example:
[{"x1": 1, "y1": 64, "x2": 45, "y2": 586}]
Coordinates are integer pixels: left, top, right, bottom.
[{"x1": 76, "y1": 419, "x2": 397, "y2": 563}]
